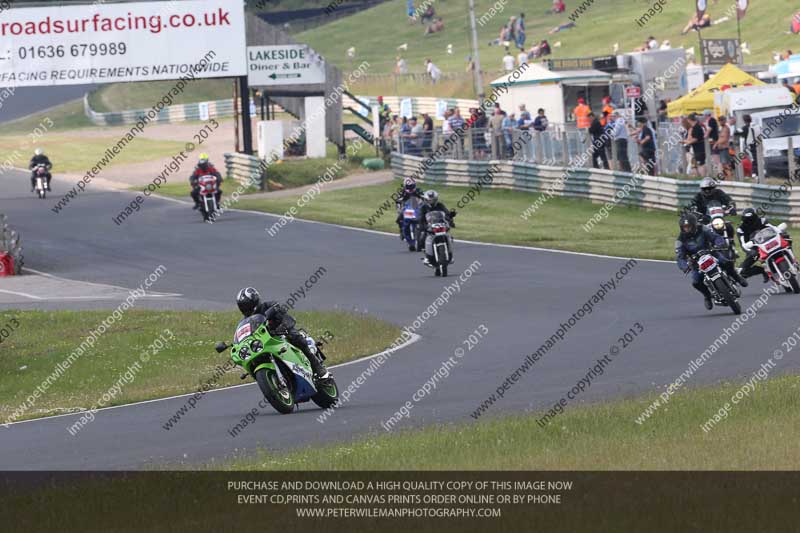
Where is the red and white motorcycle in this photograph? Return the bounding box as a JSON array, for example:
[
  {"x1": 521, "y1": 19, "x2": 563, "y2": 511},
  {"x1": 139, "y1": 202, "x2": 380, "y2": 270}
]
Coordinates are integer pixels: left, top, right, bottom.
[
  {"x1": 197, "y1": 174, "x2": 219, "y2": 223},
  {"x1": 746, "y1": 223, "x2": 800, "y2": 294}
]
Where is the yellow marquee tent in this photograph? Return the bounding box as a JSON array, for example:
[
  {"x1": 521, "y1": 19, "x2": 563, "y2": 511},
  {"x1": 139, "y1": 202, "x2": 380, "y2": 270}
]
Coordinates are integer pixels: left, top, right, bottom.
[{"x1": 667, "y1": 63, "x2": 765, "y2": 118}]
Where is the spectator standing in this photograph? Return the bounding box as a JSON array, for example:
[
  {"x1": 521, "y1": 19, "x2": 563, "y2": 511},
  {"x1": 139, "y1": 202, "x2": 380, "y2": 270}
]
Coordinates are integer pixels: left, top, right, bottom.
[
  {"x1": 377, "y1": 96, "x2": 392, "y2": 132},
  {"x1": 425, "y1": 59, "x2": 442, "y2": 83},
  {"x1": 574, "y1": 97, "x2": 592, "y2": 130},
  {"x1": 447, "y1": 108, "x2": 466, "y2": 157},
  {"x1": 611, "y1": 112, "x2": 632, "y2": 172},
  {"x1": 683, "y1": 113, "x2": 707, "y2": 176},
  {"x1": 473, "y1": 109, "x2": 488, "y2": 159},
  {"x1": 395, "y1": 56, "x2": 408, "y2": 75},
  {"x1": 589, "y1": 113, "x2": 610, "y2": 170},
  {"x1": 715, "y1": 115, "x2": 733, "y2": 180},
  {"x1": 657, "y1": 99, "x2": 668, "y2": 123},
  {"x1": 533, "y1": 108, "x2": 548, "y2": 131},
  {"x1": 515, "y1": 13, "x2": 526, "y2": 48},
  {"x1": 517, "y1": 47, "x2": 528, "y2": 67},
  {"x1": 742, "y1": 114, "x2": 757, "y2": 178},
  {"x1": 503, "y1": 112, "x2": 516, "y2": 157},
  {"x1": 518, "y1": 105, "x2": 531, "y2": 123},
  {"x1": 635, "y1": 116, "x2": 657, "y2": 175},
  {"x1": 600, "y1": 96, "x2": 615, "y2": 126},
  {"x1": 421, "y1": 112, "x2": 434, "y2": 154},
  {"x1": 502, "y1": 48, "x2": 516, "y2": 72},
  {"x1": 489, "y1": 108, "x2": 506, "y2": 159},
  {"x1": 408, "y1": 116, "x2": 424, "y2": 155},
  {"x1": 407, "y1": 0, "x2": 415, "y2": 22},
  {"x1": 705, "y1": 111, "x2": 720, "y2": 172}
]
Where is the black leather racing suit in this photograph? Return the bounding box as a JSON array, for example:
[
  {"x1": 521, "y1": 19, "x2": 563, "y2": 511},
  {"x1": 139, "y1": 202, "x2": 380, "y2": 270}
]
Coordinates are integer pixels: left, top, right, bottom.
[
  {"x1": 250, "y1": 301, "x2": 326, "y2": 376},
  {"x1": 29, "y1": 154, "x2": 52, "y2": 190},
  {"x1": 418, "y1": 201, "x2": 455, "y2": 263},
  {"x1": 688, "y1": 189, "x2": 735, "y2": 223},
  {"x1": 737, "y1": 217, "x2": 770, "y2": 280}
]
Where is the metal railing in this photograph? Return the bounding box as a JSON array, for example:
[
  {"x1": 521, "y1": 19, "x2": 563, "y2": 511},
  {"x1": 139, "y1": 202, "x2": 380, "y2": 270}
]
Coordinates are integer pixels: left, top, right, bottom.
[{"x1": 390, "y1": 123, "x2": 774, "y2": 181}]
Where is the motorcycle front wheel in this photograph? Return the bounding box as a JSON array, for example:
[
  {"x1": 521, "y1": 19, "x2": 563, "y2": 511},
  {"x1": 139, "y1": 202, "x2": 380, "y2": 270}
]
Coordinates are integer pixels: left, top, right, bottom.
[
  {"x1": 713, "y1": 277, "x2": 741, "y2": 315},
  {"x1": 255, "y1": 368, "x2": 295, "y2": 414},
  {"x1": 776, "y1": 261, "x2": 800, "y2": 294},
  {"x1": 311, "y1": 376, "x2": 339, "y2": 409}
]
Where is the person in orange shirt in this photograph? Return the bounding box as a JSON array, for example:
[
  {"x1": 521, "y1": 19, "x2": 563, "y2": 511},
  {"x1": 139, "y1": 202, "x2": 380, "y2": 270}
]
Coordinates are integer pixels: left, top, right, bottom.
[
  {"x1": 574, "y1": 97, "x2": 592, "y2": 129},
  {"x1": 793, "y1": 80, "x2": 800, "y2": 96},
  {"x1": 600, "y1": 96, "x2": 615, "y2": 126}
]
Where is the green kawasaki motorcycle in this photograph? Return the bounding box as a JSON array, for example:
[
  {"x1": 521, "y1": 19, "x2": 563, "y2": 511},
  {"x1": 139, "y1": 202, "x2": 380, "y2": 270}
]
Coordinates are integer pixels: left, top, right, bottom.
[{"x1": 215, "y1": 314, "x2": 339, "y2": 414}]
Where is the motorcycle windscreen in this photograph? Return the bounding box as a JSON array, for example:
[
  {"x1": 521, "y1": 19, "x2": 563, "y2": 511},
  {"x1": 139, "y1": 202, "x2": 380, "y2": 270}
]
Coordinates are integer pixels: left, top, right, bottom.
[
  {"x1": 233, "y1": 314, "x2": 267, "y2": 344},
  {"x1": 753, "y1": 227, "x2": 778, "y2": 245},
  {"x1": 426, "y1": 211, "x2": 447, "y2": 224}
]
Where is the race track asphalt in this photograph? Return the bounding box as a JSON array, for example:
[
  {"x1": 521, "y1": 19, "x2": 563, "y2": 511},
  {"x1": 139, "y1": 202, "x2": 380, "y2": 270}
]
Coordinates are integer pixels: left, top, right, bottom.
[
  {"x1": 1, "y1": 169, "x2": 799, "y2": 469},
  {"x1": 0, "y1": 84, "x2": 94, "y2": 123}
]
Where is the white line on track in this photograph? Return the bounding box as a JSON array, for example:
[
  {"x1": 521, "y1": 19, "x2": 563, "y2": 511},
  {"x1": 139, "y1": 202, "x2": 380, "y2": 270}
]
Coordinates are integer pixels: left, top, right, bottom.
[
  {"x1": 1, "y1": 333, "x2": 421, "y2": 429},
  {"x1": 152, "y1": 193, "x2": 673, "y2": 264}
]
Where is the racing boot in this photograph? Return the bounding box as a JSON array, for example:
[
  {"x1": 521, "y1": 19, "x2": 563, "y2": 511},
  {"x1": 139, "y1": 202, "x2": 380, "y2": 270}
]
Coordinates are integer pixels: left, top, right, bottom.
[{"x1": 703, "y1": 295, "x2": 713, "y2": 310}]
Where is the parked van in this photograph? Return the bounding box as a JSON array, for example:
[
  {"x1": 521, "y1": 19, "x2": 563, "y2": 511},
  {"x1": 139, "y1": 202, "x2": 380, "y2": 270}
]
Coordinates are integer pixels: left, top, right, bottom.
[{"x1": 714, "y1": 86, "x2": 794, "y2": 128}]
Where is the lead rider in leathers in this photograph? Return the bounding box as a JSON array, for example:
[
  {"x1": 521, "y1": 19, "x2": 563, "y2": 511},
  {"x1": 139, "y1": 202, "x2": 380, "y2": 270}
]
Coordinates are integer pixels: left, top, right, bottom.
[{"x1": 676, "y1": 213, "x2": 748, "y2": 310}]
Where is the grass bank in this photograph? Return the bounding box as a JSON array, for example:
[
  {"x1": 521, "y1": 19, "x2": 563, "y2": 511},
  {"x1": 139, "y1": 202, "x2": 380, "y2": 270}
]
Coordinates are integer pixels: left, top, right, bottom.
[
  {"x1": 237, "y1": 180, "x2": 681, "y2": 260},
  {"x1": 0, "y1": 309, "x2": 400, "y2": 423},
  {"x1": 0, "y1": 132, "x2": 186, "y2": 174},
  {"x1": 222, "y1": 374, "x2": 800, "y2": 470}
]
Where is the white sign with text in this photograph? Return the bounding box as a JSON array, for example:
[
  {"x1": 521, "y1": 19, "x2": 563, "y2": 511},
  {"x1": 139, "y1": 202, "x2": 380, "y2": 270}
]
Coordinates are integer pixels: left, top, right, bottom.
[
  {"x1": 0, "y1": 0, "x2": 246, "y2": 87},
  {"x1": 247, "y1": 45, "x2": 326, "y2": 86}
]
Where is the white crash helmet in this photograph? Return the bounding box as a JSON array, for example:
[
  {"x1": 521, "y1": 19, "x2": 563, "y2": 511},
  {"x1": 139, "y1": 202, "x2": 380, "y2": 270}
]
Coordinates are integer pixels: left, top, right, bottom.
[
  {"x1": 34, "y1": 148, "x2": 43, "y2": 156},
  {"x1": 711, "y1": 218, "x2": 725, "y2": 231}
]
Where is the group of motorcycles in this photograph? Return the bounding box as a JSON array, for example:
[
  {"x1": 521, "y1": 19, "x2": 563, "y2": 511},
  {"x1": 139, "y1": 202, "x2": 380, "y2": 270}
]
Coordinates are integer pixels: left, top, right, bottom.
[
  {"x1": 690, "y1": 201, "x2": 800, "y2": 315},
  {"x1": 399, "y1": 195, "x2": 456, "y2": 277}
]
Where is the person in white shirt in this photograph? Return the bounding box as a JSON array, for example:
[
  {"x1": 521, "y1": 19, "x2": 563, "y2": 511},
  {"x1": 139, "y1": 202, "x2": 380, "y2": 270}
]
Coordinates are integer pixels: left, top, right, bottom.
[
  {"x1": 502, "y1": 48, "x2": 516, "y2": 71},
  {"x1": 660, "y1": 39, "x2": 671, "y2": 50},
  {"x1": 395, "y1": 56, "x2": 408, "y2": 75},
  {"x1": 647, "y1": 36, "x2": 658, "y2": 49},
  {"x1": 516, "y1": 48, "x2": 528, "y2": 66},
  {"x1": 425, "y1": 58, "x2": 442, "y2": 83}
]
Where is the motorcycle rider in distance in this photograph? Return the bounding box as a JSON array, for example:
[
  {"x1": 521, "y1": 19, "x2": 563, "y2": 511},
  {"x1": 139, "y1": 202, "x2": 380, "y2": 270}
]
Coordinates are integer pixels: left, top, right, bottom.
[
  {"x1": 189, "y1": 154, "x2": 222, "y2": 210},
  {"x1": 236, "y1": 287, "x2": 329, "y2": 381},
  {"x1": 418, "y1": 190, "x2": 456, "y2": 267},
  {"x1": 737, "y1": 208, "x2": 780, "y2": 284},
  {"x1": 396, "y1": 178, "x2": 424, "y2": 239},
  {"x1": 676, "y1": 213, "x2": 748, "y2": 310},
  {"x1": 688, "y1": 177, "x2": 736, "y2": 223},
  {"x1": 29, "y1": 148, "x2": 52, "y2": 192}
]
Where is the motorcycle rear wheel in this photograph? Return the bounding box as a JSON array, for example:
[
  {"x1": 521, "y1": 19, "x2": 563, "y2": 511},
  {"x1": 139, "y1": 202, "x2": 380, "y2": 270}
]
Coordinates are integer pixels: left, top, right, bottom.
[
  {"x1": 311, "y1": 376, "x2": 339, "y2": 409},
  {"x1": 255, "y1": 368, "x2": 295, "y2": 414}
]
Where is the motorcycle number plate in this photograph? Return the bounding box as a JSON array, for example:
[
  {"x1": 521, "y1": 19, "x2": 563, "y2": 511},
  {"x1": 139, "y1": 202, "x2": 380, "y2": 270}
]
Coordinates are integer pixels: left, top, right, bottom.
[
  {"x1": 404, "y1": 209, "x2": 416, "y2": 218},
  {"x1": 699, "y1": 257, "x2": 716, "y2": 270},
  {"x1": 235, "y1": 323, "x2": 251, "y2": 342}
]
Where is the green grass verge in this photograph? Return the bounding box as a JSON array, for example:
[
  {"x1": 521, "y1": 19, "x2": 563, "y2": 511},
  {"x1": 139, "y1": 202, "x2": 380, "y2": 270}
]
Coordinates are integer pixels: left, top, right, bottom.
[
  {"x1": 221, "y1": 374, "x2": 800, "y2": 470},
  {"x1": 0, "y1": 310, "x2": 400, "y2": 423},
  {"x1": 0, "y1": 132, "x2": 187, "y2": 174},
  {"x1": 299, "y1": 0, "x2": 792, "y2": 80},
  {"x1": 151, "y1": 141, "x2": 380, "y2": 197},
  {"x1": 87, "y1": 79, "x2": 234, "y2": 113},
  {"x1": 238, "y1": 180, "x2": 681, "y2": 260}
]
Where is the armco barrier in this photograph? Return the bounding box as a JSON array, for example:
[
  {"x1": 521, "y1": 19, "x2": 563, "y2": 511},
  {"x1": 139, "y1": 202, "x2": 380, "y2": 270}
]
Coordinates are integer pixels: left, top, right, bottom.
[
  {"x1": 391, "y1": 153, "x2": 800, "y2": 223},
  {"x1": 84, "y1": 93, "x2": 480, "y2": 127},
  {"x1": 84, "y1": 94, "x2": 236, "y2": 126},
  {"x1": 224, "y1": 152, "x2": 265, "y2": 190},
  {"x1": 0, "y1": 213, "x2": 23, "y2": 275}
]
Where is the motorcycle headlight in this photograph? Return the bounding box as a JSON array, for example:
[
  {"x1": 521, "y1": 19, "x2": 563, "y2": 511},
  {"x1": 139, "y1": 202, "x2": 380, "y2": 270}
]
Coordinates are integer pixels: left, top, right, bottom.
[
  {"x1": 711, "y1": 218, "x2": 725, "y2": 231},
  {"x1": 238, "y1": 345, "x2": 250, "y2": 359},
  {"x1": 250, "y1": 340, "x2": 263, "y2": 354}
]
